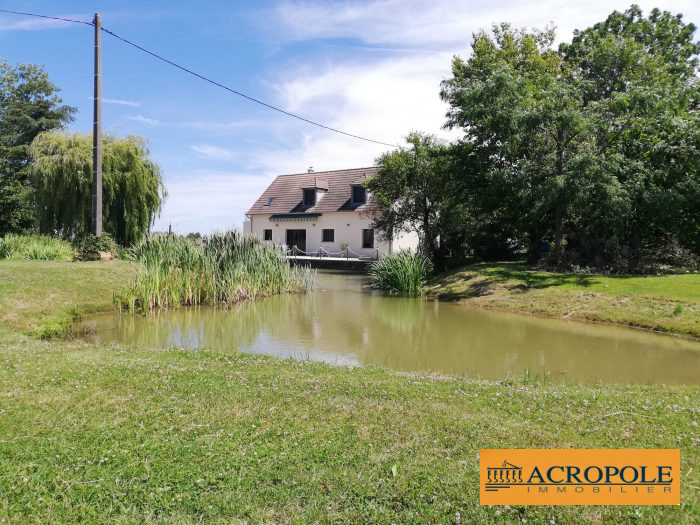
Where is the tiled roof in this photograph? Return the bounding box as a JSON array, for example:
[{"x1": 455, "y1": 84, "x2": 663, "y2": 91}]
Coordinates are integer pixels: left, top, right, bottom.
[
  {"x1": 247, "y1": 167, "x2": 378, "y2": 215},
  {"x1": 303, "y1": 177, "x2": 329, "y2": 190}
]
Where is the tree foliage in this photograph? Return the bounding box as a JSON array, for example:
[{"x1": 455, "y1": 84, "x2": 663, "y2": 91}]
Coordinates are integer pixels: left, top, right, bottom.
[
  {"x1": 560, "y1": 5, "x2": 700, "y2": 261},
  {"x1": 372, "y1": 6, "x2": 699, "y2": 273},
  {"x1": 367, "y1": 133, "x2": 463, "y2": 266},
  {"x1": 30, "y1": 132, "x2": 167, "y2": 246},
  {"x1": 441, "y1": 25, "x2": 605, "y2": 262},
  {"x1": 0, "y1": 60, "x2": 75, "y2": 234}
]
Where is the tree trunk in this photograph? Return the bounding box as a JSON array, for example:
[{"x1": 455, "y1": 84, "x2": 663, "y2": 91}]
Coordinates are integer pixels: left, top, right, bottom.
[
  {"x1": 554, "y1": 201, "x2": 563, "y2": 261},
  {"x1": 527, "y1": 237, "x2": 541, "y2": 265},
  {"x1": 553, "y1": 129, "x2": 565, "y2": 262},
  {"x1": 422, "y1": 197, "x2": 433, "y2": 256}
]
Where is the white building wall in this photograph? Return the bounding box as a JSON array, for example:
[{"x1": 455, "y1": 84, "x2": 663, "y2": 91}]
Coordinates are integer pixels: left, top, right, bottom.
[
  {"x1": 246, "y1": 212, "x2": 418, "y2": 257},
  {"x1": 393, "y1": 229, "x2": 420, "y2": 252}
]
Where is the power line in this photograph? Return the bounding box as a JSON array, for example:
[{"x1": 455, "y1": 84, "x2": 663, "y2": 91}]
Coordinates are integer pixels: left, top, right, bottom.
[
  {"x1": 0, "y1": 8, "x2": 403, "y2": 149},
  {"x1": 99, "y1": 26, "x2": 402, "y2": 148},
  {"x1": 0, "y1": 8, "x2": 92, "y2": 26}
]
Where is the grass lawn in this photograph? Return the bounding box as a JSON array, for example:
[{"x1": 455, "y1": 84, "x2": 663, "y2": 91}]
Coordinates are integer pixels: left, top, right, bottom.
[
  {"x1": 0, "y1": 261, "x2": 698, "y2": 523},
  {"x1": 0, "y1": 260, "x2": 136, "y2": 337},
  {"x1": 427, "y1": 262, "x2": 700, "y2": 338}
]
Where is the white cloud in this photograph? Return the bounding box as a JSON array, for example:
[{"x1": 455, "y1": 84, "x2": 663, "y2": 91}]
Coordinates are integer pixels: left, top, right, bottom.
[
  {"x1": 273, "y1": 0, "x2": 700, "y2": 48},
  {"x1": 153, "y1": 170, "x2": 274, "y2": 233},
  {"x1": 125, "y1": 114, "x2": 159, "y2": 125},
  {"x1": 103, "y1": 98, "x2": 140, "y2": 107},
  {"x1": 190, "y1": 144, "x2": 237, "y2": 161},
  {"x1": 122, "y1": 117, "x2": 277, "y2": 135},
  {"x1": 251, "y1": 52, "x2": 458, "y2": 176},
  {"x1": 250, "y1": 0, "x2": 700, "y2": 176}
]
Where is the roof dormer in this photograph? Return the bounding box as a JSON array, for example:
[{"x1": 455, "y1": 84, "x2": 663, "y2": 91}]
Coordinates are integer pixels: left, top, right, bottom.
[
  {"x1": 302, "y1": 178, "x2": 328, "y2": 207},
  {"x1": 351, "y1": 184, "x2": 367, "y2": 204}
]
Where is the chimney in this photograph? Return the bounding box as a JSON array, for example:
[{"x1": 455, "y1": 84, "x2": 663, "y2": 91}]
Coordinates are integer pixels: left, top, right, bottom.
[{"x1": 307, "y1": 166, "x2": 314, "y2": 173}]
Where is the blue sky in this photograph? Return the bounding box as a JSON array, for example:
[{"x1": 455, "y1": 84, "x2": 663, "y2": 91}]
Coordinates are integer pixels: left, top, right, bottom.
[{"x1": 2, "y1": 1, "x2": 699, "y2": 233}]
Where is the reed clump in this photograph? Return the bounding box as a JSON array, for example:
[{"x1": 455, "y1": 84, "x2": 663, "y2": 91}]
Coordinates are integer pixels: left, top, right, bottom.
[
  {"x1": 368, "y1": 251, "x2": 433, "y2": 296},
  {"x1": 116, "y1": 231, "x2": 314, "y2": 312},
  {"x1": 0, "y1": 234, "x2": 74, "y2": 261}
]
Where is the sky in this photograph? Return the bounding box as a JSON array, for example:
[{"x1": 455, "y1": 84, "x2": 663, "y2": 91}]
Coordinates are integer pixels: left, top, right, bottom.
[{"x1": 1, "y1": 1, "x2": 699, "y2": 233}]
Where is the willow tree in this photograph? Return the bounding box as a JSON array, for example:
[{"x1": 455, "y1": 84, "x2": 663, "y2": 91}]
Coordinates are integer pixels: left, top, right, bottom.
[{"x1": 30, "y1": 132, "x2": 166, "y2": 245}]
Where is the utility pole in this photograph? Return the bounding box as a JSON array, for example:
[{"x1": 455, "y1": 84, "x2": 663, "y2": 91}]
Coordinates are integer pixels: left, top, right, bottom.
[{"x1": 91, "y1": 13, "x2": 103, "y2": 235}]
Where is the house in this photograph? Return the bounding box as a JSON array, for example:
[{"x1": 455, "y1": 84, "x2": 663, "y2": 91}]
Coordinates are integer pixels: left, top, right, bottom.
[{"x1": 244, "y1": 167, "x2": 418, "y2": 258}]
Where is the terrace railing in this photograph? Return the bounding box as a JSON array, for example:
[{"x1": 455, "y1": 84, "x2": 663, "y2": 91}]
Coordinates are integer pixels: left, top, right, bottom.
[{"x1": 285, "y1": 245, "x2": 379, "y2": 260}]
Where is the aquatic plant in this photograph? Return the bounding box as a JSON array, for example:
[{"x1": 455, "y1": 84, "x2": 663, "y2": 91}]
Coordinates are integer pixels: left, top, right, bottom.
[
  {"x1": 117, "y1": 231, "x2": 314, "y2": 312},
  {"x1": 368, "y1": 251, "x2": 433, "y2": 296},
  {"x1": 0, "y1": 234, "x2": 74, "y2": 261}
]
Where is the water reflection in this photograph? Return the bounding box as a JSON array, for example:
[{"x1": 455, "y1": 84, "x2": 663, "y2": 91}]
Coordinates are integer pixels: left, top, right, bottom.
[{"x1": 79, "y1": 271, "x2": 700, "y2": 384}]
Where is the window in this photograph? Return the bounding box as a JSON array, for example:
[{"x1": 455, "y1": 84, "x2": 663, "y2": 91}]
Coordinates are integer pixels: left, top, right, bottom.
[
  {"x1": 352, "y1": 185, "x2": 366, "y2": 204},
  {"x1": 264, "y1": 197, "x2": 275, "y2": 206},
  {"x1": 322, "y1": 229, "x2": 334, "y2": 242},
  {"x1": 263, "y1": 229, "x2": 272, "y2": 241},
  {"x1": 303, "y1": 189, "x2": 316, "y2": 206},
  {"x1": 362, "y1": 228, "x2": 374, "y2": 249}
]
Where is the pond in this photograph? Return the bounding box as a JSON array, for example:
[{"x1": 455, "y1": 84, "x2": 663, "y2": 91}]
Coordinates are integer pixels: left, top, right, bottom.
[{"x1": 78, "y1": 271, "x2": 700, "y2": 384}]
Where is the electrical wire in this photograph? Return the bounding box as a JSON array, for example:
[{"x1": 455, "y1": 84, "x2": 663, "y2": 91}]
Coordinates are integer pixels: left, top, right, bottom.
[
  {"x1": 98, "y1": 26, "x2": 402, "y2": 148},
  {"x1": 0, "y1": 8, "x2": 92, "y2": 26},
  {"x1": 0, "y1": 8, "x2": 403, "y2": 149}
]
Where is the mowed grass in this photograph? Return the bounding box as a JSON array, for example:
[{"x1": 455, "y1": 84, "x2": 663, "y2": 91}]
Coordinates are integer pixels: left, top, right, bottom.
[
  {"x1": 0, "y1": 260, "x2": 136, "y2": 336},
  {"x1": 1, "y1": 331, "x2": 698, "y2": 524},
  {"x1": 0, "y1": 260, "x2": 698, "y2": 523},
  {"x1": 427, "y1": 262, "x2": 700, "y2": 338}
]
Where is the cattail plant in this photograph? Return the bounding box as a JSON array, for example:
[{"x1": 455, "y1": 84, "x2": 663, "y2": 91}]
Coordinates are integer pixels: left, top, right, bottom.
[{"x1": 116, "y1": 231, "x2": 315, "y2": 312}]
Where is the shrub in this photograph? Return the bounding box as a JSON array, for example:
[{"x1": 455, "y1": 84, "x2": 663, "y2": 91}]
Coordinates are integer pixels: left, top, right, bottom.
[
  {"x1": 368, "y1": 251, "x2": 433, "y2": 296},
  {"x1": 116, "y1": 231, "x2": 315, "y2": 312},
  {"x1": 75, "y1": 233, "x2": 118, "y2": 261},
  {"x1": 535, "y1": 238, "x2": 700, "y2": 275},
  {"x1": 0, "y1": 234, "x2": 74, "y2": 261}
]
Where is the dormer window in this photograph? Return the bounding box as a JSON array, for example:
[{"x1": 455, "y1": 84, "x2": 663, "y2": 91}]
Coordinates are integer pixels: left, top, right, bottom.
[
  {"x1": 264, "y1": 197, "x2": 275, "y2": 206},
  {"x1": 352, "y1": 185, "x2": 367, "y2": 204},
  {"x1": 303, "y1": 188, "x2": 316, "y2": 206}
]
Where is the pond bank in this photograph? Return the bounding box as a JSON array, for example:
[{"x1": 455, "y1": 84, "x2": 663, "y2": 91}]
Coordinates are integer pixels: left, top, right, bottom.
[
  {"x1": 2, "y1": 260, "x2": 698, "y2": 342},
  {"x1": 78, "y1": 270, "x2": 700, "y2": 384},
  {"x1": 0, "y1": 260, "x2": 698, "y2": 523},
  {"x1": 1, "y1": 329, "x2": 699, "y2": 523},
  {"x1": 427, "y1": 261, "x2": 700, "y2": 339}
]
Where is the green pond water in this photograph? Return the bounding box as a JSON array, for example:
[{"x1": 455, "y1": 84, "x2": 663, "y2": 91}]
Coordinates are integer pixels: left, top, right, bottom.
[{"x1": 78, "y1": 271, "x2": 700, "y2": 384}]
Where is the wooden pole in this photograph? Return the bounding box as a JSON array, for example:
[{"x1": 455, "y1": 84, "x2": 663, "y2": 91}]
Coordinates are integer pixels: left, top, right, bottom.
[{"x1": 91, "y1": 13, "x2": 103, "y2": 235}]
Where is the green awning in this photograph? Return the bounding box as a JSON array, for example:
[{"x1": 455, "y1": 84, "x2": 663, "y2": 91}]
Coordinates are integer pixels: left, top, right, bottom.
[{"x1": 269, "y1": 213, "x2": 321, "y2": 222}]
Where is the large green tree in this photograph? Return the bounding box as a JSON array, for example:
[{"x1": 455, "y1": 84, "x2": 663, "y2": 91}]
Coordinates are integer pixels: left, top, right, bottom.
[
  {"x1": 0, "y1": 61, "x2": 75, "y2": 235},
  {"x1": 438, "y1": 7, "x2": 699, "y2": 269},
  {"x1": 441, "y1": 25, "x2": 606, "y2": 262},
  {"x1": 367, "y1": 133, "x2": 461, "y2": 267},
  {"x1": 560, "y1": 5, "x2": 700, "y2": 261},
  {"x1": 30, "y1": 132, "x2": 167, "y2": 246}
]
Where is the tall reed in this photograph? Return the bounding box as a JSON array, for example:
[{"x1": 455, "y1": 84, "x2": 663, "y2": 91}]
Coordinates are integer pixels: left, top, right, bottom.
[
  {"x1": 117, "y1": 231, "x2": 315, "y2": 312},
  {"x1": 0, "y1": 234, "x2": 74, "y2": 261},
  {"x1": 368, "y1": 251, "x2": 433, "y2": 296}
]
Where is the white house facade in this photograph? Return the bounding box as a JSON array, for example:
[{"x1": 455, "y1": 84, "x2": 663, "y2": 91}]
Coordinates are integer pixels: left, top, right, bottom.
[{"x1": 244, "y1": 167, "x2": 418, "y2": 258}]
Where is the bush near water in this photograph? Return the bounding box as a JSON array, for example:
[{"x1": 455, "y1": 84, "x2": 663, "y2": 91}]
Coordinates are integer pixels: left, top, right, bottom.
[
  {"x1": 0, "y1": 234, "x2": 74, "y2": 261},
  {"x1": 116, "y1": 231, "x2": 315, "y2": 312}
]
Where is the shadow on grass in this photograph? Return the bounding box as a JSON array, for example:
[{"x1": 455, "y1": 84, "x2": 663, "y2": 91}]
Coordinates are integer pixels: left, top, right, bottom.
[
  {"x1": 431, "y1": 261, "x2": 597, "y2": 302},
  {"x1": 484, "y1": 262, "x2": 596, "y2": 289}
]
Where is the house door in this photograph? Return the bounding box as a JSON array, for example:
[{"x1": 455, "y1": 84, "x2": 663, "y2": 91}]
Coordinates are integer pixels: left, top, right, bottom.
[{"x1": 286, "y1": 229, "x2": 306, "y2": 254}]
